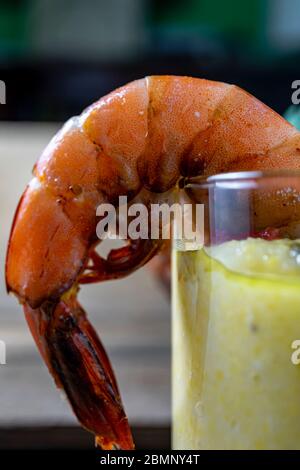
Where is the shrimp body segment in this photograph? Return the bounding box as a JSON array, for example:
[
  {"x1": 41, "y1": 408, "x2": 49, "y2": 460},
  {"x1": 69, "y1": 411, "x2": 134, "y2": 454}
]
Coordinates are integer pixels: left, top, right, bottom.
[{"x1": 6, "y1": 76, "x2": 300, "y2": 449}]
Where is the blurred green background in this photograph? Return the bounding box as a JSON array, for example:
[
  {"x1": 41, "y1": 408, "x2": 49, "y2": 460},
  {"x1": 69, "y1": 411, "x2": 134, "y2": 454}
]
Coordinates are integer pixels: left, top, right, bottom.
[{"x1": 0, "y1": 0, "x2": 300, "y2": 120}]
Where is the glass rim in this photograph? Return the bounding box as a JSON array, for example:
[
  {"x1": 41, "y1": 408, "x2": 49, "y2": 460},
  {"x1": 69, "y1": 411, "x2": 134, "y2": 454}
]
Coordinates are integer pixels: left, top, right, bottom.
[{"x1": 183, "y1": 169, "x2": 300, "y2": 190}]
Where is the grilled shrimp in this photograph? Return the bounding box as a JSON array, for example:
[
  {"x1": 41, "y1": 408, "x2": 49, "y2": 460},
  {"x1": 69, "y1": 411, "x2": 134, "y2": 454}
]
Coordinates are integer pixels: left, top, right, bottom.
[{"x1": 6, "y1": 76, "x2": 300, "y2": 450}]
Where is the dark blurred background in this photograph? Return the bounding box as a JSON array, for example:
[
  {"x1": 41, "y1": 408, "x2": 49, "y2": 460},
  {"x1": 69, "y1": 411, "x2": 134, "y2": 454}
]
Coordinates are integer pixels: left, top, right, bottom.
[{"x1": 1, "y1": 0, "x2": 300, "y2": 121}]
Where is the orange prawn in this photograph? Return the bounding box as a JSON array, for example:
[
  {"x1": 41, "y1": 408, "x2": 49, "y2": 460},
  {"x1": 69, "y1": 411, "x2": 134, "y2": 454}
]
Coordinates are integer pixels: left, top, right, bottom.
[{"x1": 5, "y1": 76, "x2": 300, "y2": 450}]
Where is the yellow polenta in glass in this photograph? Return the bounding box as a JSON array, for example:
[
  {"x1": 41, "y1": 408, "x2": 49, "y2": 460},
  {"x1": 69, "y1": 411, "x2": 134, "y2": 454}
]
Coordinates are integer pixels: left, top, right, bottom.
[{"x1": 172, "y1": 172, "x2": 300, "y2": 450}]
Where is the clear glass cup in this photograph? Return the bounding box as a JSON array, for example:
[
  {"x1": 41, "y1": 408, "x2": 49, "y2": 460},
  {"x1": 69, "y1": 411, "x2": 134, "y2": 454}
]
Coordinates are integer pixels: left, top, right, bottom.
[{"x1": 172, "y1": 170, "x2": 300, "y2": 450}]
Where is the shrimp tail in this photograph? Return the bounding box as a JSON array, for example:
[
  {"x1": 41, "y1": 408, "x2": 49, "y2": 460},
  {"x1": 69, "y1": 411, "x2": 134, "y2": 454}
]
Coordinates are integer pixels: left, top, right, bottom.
[{"x1": 24, "y1": 294, "x2": 134, "y2": 450}]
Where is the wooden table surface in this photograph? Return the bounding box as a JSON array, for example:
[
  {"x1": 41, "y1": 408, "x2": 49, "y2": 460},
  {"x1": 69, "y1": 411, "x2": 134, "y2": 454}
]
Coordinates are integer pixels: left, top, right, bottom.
[{"x1": 0, "y1": 123, "x2": 170, "y2": 431}]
